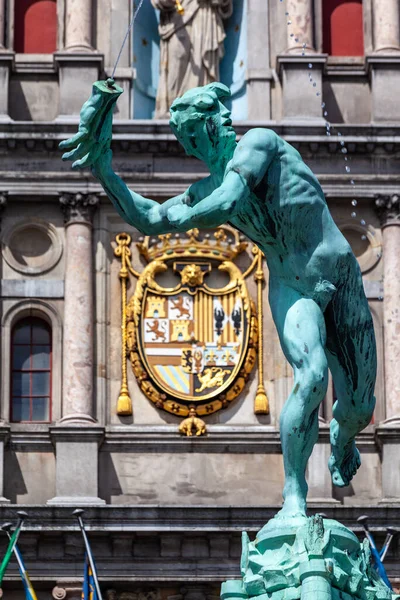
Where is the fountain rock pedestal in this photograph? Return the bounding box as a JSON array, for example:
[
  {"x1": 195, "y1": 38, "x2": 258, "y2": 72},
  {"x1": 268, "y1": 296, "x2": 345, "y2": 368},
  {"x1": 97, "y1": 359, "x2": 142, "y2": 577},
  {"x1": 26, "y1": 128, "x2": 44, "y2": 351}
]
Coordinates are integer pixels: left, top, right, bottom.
[{"x1": 221, "y1": 515, "x2": 399, "y2": 600}]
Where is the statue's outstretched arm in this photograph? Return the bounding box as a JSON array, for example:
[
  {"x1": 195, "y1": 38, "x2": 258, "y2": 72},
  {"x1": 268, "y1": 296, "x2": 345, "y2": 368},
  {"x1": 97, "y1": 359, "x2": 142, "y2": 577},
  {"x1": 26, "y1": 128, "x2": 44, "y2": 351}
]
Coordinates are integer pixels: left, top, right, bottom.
[
  {"x1": 92, "y1": 149, "x2": 188, "y2": 235},
  {"x1": 166, "y1": 169, "x2": 249, "y2": 231},
  {"x1": 59, "y1": 81, "x2": 217, "y2": 235}
]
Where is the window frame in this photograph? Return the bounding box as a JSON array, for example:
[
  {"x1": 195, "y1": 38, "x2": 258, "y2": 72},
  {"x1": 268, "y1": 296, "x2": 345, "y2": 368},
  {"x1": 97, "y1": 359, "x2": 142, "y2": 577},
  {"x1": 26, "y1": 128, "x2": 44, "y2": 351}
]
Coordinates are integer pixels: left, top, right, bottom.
[
  {"x1": 1, "y1": 300, "x2": 63, "y2": 427},
  {"x1": 10, "y1": 316, "x2": 53, "y2": 424}
]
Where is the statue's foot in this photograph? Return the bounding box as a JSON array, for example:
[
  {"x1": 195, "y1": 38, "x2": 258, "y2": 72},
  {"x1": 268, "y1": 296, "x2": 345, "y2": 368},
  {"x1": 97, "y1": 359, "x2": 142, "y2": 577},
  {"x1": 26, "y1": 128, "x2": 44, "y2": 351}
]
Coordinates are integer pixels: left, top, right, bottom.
[
  {"x1": 274, "y1": 495, "x2": 307, "y2": 520},
  {"x1": 329, "y1": 419, "x2": 361, "y2": 487}
]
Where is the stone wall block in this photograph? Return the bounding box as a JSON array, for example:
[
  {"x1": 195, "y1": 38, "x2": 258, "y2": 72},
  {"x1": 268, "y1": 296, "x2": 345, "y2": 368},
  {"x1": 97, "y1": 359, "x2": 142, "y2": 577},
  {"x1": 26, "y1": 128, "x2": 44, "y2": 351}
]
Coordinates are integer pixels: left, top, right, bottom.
[
  {"x1": 133, "y1": 537, "x2": 160, "y2": 558},
  {"x1": 112, "y1": 535, "x2": 134, "y2": 557},
  {"x1": 209, "y1": 536, "x2": 230, "y2": 558},
  {"x1": 181, "y1": 536, "x2": 209, "y2": 559},
  {"x1": 160, "y1": 535, "x2": 182, "y2": 558}
]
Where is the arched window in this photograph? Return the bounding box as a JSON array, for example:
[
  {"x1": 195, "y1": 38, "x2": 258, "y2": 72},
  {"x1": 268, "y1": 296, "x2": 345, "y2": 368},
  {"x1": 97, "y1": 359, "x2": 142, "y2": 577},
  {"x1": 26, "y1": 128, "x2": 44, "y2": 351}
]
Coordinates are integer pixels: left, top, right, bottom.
[
  {"x1": 11, "y1": 317, "x2": 52, "y2": 422},
  {"x1": 14, "y1": 0, "x2": 57, "y2": 54},
  {"x1": 323, "y1": 0, "x2": 364, "y2": 57}
]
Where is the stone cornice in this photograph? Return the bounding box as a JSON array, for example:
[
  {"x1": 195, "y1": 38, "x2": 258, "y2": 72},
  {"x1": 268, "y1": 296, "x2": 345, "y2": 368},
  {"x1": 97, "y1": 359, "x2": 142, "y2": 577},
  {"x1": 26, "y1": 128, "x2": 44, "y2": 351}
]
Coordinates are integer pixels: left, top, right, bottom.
[
  {"x1": 0, "y1": 504, "x2": 398, "y2": 533},
  {"x1": 4, "y1": 426, "x2": 376, "y2": 453},
  {"x1": 0, "y1": 505, "x2": 398, "y2": 583},
  {"x1": 0, "y1": 122, "x2": 399, "y2": 154}
]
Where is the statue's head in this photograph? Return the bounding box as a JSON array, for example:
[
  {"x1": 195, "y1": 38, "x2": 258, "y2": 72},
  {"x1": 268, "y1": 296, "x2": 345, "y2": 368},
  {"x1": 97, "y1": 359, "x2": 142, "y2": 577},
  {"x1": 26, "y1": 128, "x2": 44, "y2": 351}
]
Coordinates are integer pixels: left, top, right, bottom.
[{"x1": 169, "y1": 82, "x2": 236, "y2": 164}]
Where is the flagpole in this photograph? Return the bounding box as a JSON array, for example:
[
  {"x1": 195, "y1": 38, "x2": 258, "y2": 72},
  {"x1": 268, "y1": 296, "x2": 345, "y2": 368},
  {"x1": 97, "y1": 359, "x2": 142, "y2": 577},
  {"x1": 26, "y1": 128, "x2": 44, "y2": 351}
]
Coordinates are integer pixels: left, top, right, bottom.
[
  {"x1": 1, "y1": 524, "x2": 24, "y2": 571},
  {"x1": 1, "y1": 521, "x2": 38, "y2": 600},
  {"x1": 0, "y1": 511, "x2": 27, "y2": 584},
  {"x1": 73, "y1": 509, "x2": 103, "y2": 600}
]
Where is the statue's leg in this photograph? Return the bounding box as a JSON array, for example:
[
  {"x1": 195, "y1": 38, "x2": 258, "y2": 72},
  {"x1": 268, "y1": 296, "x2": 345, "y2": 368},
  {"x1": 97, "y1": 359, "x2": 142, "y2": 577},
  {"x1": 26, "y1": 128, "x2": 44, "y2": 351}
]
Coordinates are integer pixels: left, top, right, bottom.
[
  {"x1": 325, "y1": 260, "x2": 377, "y2": 488},
  {"x1": 269, "y1": 280, "x2": 329, "y2": 518}
]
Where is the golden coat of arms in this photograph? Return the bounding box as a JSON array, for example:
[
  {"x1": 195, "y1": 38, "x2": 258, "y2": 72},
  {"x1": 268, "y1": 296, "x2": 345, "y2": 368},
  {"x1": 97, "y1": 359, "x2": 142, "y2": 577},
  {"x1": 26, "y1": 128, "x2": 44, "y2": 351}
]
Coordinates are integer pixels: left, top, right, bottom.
[{"x1": 114, "y1": 227, "x2": 269, "y2": 435}]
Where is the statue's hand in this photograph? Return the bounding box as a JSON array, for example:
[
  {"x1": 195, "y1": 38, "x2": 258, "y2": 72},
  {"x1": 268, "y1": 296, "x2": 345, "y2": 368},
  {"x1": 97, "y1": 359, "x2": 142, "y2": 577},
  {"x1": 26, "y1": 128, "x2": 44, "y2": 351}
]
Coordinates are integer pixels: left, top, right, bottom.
[
  {"x1": 167, "y1": 204, "x2": 192, "y2": 229},
  {"x1": 59, "y1": 79, "x2": 123, "y2": 170}
]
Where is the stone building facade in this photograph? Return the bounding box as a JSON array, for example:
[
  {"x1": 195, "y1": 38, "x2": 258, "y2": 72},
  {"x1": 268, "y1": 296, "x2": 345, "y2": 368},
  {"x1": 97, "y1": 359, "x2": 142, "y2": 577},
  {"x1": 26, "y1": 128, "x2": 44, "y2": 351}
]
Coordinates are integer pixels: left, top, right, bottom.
[{"x1": 0, "y1": 0, "x2": 400, "y2": 597}]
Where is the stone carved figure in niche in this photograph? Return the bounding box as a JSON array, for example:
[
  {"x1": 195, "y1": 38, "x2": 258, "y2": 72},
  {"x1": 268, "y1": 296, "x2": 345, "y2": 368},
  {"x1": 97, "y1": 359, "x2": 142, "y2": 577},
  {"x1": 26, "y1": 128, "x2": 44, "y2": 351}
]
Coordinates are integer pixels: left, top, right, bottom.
[
  {"x1": 60, "y1": 80, "x2": 377, "y2": 520},
  {"x1": 151, "y1": 0, "x2": 233, "y2": 117}
]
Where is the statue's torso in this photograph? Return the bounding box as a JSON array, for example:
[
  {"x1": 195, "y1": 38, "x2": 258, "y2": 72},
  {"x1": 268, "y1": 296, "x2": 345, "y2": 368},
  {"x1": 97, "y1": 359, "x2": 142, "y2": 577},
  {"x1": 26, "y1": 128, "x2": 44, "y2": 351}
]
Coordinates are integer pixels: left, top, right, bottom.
[{"x1": 227, "y1": 132, "x2": 357, "y2": 300}]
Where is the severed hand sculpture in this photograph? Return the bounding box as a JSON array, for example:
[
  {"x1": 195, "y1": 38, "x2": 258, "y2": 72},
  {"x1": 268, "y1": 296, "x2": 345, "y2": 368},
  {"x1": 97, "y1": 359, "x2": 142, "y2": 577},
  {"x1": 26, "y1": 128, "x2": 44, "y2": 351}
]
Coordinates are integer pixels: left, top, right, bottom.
[{"x1": 60, "y1": 79, "x2": 377, "y2": 519}]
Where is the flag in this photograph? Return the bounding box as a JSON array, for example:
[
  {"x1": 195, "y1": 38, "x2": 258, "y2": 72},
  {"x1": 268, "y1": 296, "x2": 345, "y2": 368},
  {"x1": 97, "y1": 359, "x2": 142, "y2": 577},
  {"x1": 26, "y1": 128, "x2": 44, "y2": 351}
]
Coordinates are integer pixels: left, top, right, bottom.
[
  {"x1": 14, "y1": 545, "x2": 38, "y2": 600},
  {"x1": 0, "y1": 524, "x2": 21, "y2": 585},
  {"x1": 82, "y1": 553, "x2": 99, "y2": 600}
]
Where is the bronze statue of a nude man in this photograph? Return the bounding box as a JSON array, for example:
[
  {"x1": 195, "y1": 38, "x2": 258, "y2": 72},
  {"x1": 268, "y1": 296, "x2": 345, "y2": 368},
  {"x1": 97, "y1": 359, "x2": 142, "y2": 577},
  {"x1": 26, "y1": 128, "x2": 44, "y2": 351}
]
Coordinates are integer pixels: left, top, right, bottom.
[{"x1": 61, "y1": 81, "x2": 377, "y2": 518}]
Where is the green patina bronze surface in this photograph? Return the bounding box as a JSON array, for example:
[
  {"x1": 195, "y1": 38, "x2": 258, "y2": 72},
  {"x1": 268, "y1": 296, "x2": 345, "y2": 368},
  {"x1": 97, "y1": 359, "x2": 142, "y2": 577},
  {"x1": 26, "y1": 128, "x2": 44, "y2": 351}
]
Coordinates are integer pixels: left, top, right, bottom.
[
  {"x1": 60, "y1": 81, "x2": 381, "y2": 597},
  {"x1": 222, "y1": 515, "x2": 399, "y2": 600}
]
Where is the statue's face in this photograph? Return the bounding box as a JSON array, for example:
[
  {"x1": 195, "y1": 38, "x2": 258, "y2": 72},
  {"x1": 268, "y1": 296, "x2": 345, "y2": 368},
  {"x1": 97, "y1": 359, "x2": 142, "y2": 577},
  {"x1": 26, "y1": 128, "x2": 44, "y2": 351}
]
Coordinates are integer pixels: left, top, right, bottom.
[{"x1": 170, "y1": 91, "x2": 235, "y2": 163}]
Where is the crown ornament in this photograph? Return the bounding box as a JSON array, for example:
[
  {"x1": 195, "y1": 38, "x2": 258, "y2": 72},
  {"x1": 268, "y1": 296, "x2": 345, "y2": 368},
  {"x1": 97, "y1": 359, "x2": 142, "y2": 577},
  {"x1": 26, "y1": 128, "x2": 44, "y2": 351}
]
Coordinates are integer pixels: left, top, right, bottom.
[{"x1": 137, "y1": 225, "x2": 248, "y2": 263}]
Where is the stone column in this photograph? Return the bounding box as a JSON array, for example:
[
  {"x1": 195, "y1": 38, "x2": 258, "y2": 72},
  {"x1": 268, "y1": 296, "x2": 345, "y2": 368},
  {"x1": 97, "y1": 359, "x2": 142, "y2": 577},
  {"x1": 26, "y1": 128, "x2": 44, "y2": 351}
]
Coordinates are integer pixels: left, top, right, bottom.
[
  {"x1": 286, "y1": 0, "x2": 315, "y2": 54},
  {"x1": 0, "y1": 0, "x2": 14, "y2": 122},
  {"x1": 48, "y1": 193, "x2": 104, "y2": 506},
  {"x1": 367, "y1": 0, "x2": 400, "y2": 122},
  {"x1": 54, "y1": 0, "x2": 103, "y2": 118},
  {"x1": 375, "y1": 194, "x2": 400, "y2": 502},
  {"x1": 59, "y1": 193, "x2": 99, "y2": 424},
  {"x1": 375, "y1": 195, "x2": 400, "y2": 423},
  {"x1": 372, "y1": 0, "x2": 400, "y2": 53},
  {"x1": 278, "y1": 0, "x2": 326, "y2": 122},
  {"x1": 64, "y1": 0, "x2": 93, "y2": 52}
]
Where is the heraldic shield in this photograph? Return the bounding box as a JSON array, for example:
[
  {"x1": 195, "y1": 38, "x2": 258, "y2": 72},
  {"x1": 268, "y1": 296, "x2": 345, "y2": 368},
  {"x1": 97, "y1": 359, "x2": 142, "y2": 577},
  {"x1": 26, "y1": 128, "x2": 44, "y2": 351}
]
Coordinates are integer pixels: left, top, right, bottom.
[{"x1": 114, "y1": 227, "x2": 268, "y2": 435}]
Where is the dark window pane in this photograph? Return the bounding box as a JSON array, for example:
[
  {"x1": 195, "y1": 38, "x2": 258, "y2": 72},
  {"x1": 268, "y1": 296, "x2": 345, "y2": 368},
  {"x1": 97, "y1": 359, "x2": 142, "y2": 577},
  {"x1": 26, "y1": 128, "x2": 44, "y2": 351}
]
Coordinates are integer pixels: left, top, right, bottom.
[
  {"x1": 12, "y1": 345, "x2": 31, "y2": 370},
  {"x1": 32, "y1": 323, "x2": 50, "y2": 344},
  {"x1": 12, "y1": 372, "x2": 30, "y2": 396},
  {"x1": 13, "y1": 324, "x2": 31, "y2": 344},
  {"x1": 32, "y1": 372, "x2": 50, "y2": 396},
  {"x1": 32, "y1": 397, "x2": 49, "y2": 421},
  {"x1": 12, "y1": 397, "x2": 30, "y2": 422},
  {"x1": 32, "y1": 346, "x2": 50, "y2": 369}
]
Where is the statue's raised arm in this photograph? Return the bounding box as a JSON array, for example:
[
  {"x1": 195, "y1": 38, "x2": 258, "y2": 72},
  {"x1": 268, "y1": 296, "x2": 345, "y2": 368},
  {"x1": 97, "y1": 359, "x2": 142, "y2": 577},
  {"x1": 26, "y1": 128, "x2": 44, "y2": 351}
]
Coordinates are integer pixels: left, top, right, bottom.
[
  {"x1": 59, "y1": 80, "x2": 250, "y2": 235},
  {"x1": 59, "y1": 79, "x2": 211, "y2": 235}
]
